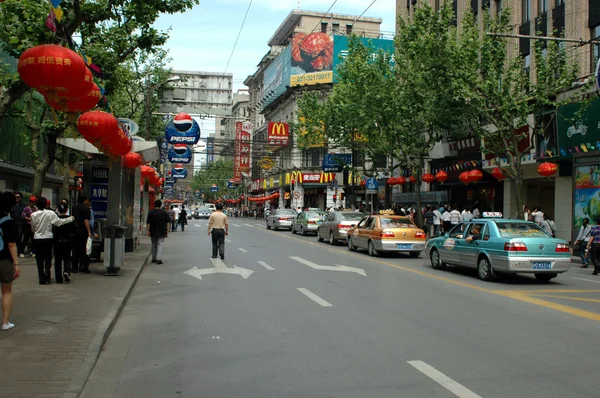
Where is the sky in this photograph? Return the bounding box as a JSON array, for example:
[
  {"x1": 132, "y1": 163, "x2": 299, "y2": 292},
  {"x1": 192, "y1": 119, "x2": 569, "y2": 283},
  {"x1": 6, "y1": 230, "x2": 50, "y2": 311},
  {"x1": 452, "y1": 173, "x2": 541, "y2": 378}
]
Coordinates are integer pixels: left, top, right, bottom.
[{"x1": 154, "y1": 0, "x2": 397, "y2": 92}]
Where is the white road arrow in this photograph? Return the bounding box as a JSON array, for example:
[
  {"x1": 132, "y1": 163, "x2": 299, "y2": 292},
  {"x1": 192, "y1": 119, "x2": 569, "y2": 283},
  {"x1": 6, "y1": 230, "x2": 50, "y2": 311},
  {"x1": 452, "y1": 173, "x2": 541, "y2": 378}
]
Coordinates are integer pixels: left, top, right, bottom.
[
  {"x1": 290, "y1": 257, "x2": 366, "y2": 276},
  {"x1": 184, "y1": 258, "x2": 254, "y2": 280}
]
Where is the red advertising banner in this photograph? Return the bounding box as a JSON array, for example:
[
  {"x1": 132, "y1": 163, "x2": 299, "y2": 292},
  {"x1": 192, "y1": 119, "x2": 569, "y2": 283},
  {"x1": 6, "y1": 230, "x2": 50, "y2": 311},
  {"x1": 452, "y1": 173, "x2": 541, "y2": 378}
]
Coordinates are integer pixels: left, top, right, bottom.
[
  {"x1": 239, "y1": 122, "x2": 252, "y2": 173},
  {"x1": 267, "y1": 122, "x2": 290, "y2": 147},
  {"x1": 233, "y1": 122, "x2": 242, "y2": 183}
]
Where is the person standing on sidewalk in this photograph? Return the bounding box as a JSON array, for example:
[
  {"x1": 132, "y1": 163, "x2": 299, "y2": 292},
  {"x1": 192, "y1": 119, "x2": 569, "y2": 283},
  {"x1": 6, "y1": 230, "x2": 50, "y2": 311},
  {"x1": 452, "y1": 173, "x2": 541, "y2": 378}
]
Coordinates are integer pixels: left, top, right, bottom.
[
  {"x1": 179, "y1": 205, "x2": 187, "y2": 232},
  {"x1": 147, "y1": 200, "x2": 170, "y2": 265},
  {"x1": 576, "y1": 217, "x2": 592, "y2": 268},
  {"x1": 208, "y1": 203, "x2": 228, "y2": 260},
  {"x1": 586, "y1": 217, "x2": 600, "y2": 276},
  {"x1": 432, "y1": 206, "x2": 442, "y2": 237},
  {"x1": 53, "y1": 203, "x2": 76, "y2": 283},
  {"x1": 167, "y1": 205, "x2": 176, "y2": 232},
  {"x1": 1, "y1": 192, "x2": 21, "y2": 331},
  {"x1": 10, "y1": 192, "x2": 26, "y2": 258},
  {"x1": 31, "y1": 198, "x2": 75, "y2": 284},
  {"x1": 20, "y1": 196, "x2": 37, "y2": 257},
  {"x1": 72, "y1": 196, "x2": 92, "y2": 274},
  {"x1": 423, "y1": 206, "x2": 434, "y2": 238}
]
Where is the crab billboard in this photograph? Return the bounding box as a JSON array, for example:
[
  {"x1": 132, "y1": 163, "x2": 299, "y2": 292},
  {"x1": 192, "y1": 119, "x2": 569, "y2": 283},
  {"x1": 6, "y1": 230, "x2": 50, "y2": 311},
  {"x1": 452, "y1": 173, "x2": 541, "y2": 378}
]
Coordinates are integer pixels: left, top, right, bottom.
[
  {"x1": 165, "y1": 113, "x2": 201, "y2": 145},
  {"x1": 168, "y1": 144, "x2": 193, "y2": 164},
  {"x1": 289, "y1": 32, "x2": 334, "y2": 87}
]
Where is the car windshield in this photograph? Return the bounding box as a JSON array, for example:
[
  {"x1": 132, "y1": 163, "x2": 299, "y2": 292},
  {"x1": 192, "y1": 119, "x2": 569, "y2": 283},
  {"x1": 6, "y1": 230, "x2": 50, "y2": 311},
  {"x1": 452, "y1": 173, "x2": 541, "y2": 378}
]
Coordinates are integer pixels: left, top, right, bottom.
[
  {"x1": 278, "y1": 210, "x2": 297, "y2": 216},
  {"x1": 380, "y1": 217, "x2": 416, "y2": 229},
  {"x1": 341, "y1": 213, "x2": 365, "y2": 221},
  {"x1": 198, "y1": 207, "x2": 209, "y2": 211},
  {"x1": 306, "y1": 212, "x2": 325, "y2": 219},
  {"x1": 495, "y1": 221, "x2": 549, "y2": 238}
]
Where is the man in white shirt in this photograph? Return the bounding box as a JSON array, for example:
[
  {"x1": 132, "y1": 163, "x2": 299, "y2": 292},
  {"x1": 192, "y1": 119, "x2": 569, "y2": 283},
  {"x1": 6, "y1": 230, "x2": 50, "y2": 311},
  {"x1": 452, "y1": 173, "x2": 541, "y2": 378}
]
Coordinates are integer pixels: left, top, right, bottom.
[
  {"x1": 575, "y1": 217, "x2": 592, "y2": 268},
  {"x1": 531, "y1": 207, "x2": 544, "y2": 224},
  {"x1": 442, "y1": 208, "x2": 452, "y2": 232},
  {"x1": 461, "y1": 208, "x2": 473, "y2": 222},
  {"x1": 432, "y1": 207, "x2": 442, "y2": 237},
  {"x1": 449, "y1": 206, "x2": 461, "y2": 225},
  {"x1": 172, "y1": 206, "x2": 181, "y2": 231},
  {"x1": 472, "y1": 202, "x2": 480, "y2": 219}
]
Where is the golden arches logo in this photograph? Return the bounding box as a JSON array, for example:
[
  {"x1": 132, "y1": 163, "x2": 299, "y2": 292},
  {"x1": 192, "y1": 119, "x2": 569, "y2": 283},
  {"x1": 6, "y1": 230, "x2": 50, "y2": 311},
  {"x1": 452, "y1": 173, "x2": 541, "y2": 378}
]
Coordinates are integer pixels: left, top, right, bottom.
[{"x1": 270, "y1": 122, "x2": 288, "y2": 136}]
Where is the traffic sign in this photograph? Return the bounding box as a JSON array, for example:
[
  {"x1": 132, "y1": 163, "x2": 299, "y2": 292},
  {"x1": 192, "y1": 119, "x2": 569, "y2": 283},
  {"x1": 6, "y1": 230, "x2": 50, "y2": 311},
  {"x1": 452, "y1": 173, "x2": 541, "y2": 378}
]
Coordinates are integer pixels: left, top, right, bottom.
[
  {"x1": 366, "y1": 177, "x2": 378, "y2": 195},
  {"x1": 210, "y1": 184, "x2": 218, "y2": 192}
]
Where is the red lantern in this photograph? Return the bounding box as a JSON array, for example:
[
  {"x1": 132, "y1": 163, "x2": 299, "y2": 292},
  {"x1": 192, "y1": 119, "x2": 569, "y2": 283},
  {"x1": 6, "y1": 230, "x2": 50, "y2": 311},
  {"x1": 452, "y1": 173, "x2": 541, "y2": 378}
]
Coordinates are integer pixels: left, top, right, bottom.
[
  {"x1": 359, "y1": 179, "x2": 366, "y2": 186},
  {"x1": 396, "y1": 176, "x2": 406, "y2": 185},
  {"x1": 140, "y1": 165, "x2": 155, "y2": 180},
  {"x1": 122, "y1": 152, "x2": 142, "y2": 168},
  {"x1": 18, "y1": 45, "x2": 92, "y2": 99},
  {"x1": 491, "y1": 167, "x2": 505, "y2": 180},
  {"x1": 77, "y1": 111, "x2": 119, "y2": 144},
  {"x1": 45, "y1": 82, "x2": 101, "y2": 113},
  {"x1": 409, "y1": 175, "x2": 417, "y2": 184},
  {"x1": 537, "y1": 162, "x2": 557, "y2": 177},
  {"x1": 468, "y1": 169, "x2": 483, "y2": 183},
  {"x1": 422, "y1": 173, "x2": 435, "y2": 183},
  {"x1": 459, "y1": 172, "x2": 470, "y2": 184},
  {"x1": 435, "y1": 170, "x2": 448, "y2": 183},
  {"x1": 387, "y1": 177, "x2": 396, "y2": 185}
]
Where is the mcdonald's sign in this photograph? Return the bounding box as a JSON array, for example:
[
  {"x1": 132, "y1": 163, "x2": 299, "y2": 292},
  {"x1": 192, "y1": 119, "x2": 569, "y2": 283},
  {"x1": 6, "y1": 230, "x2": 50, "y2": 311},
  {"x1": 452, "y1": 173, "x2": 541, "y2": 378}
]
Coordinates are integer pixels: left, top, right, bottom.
[{"x1": 268, "y1": 122, "x2": 290, "y2": 147}]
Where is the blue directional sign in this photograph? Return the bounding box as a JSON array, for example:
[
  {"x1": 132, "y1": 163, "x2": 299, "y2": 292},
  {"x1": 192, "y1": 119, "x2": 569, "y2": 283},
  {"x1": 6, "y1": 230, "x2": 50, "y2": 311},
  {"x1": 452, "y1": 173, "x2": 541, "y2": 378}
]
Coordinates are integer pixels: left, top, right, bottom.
[
  {"x1": 365, "y1": 177, "x2": 378, "y2": 192},
  {"x1": 322, "y1": 153, "x2": 352, "y2": 172},
  {"x1": 210, "y1": 184, "x2": 218, "y2": 192}
]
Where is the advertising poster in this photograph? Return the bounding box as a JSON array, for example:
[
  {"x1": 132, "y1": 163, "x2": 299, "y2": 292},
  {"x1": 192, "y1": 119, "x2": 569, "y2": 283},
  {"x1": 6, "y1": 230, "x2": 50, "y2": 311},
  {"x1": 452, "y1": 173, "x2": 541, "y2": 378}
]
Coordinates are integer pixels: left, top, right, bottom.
[
  {"x1": 332, "y1": 35, "x2": 395, "y2": 82},
  {"x1": 574, "y1": 165, "x2": 600, "y2": 232},
  {"x1": 233, "y1": 122, "x2": 242, "y2": 183},
  {"x1": 261, "y1": 46, "x2": 292, "y2": 108},
  {"x1": 240, "y1": 122, "x2": 252, "y2": 173},
  {"x1": 290, "y1": 32, "x2": 334, "y2": 87},
  {"x1": 91, "y1": 166, "x2": 109, "y2": 220}
]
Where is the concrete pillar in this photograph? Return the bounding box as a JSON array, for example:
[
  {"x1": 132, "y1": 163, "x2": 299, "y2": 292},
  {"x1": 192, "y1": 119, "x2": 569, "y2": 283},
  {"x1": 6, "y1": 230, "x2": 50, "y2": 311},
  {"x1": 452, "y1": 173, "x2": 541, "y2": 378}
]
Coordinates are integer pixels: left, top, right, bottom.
[{"x1": 554, "y1": 177, "x2": 572, "y2": 242}]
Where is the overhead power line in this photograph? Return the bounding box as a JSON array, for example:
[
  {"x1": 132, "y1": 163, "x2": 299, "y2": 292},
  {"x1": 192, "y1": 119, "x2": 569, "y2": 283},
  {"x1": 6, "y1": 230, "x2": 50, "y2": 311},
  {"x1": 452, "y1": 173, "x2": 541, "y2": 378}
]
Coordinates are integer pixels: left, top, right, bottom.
[{"x1": 224, "y1": 0, "x2": 253, "y2": 73}]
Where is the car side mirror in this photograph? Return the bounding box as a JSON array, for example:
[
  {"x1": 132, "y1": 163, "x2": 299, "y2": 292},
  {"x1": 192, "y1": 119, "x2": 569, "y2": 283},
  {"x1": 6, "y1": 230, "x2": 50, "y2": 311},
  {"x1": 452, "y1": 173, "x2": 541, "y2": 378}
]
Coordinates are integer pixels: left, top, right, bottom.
[{"x1": 444, "y1": 233, "x2": 449, "y2": 238}]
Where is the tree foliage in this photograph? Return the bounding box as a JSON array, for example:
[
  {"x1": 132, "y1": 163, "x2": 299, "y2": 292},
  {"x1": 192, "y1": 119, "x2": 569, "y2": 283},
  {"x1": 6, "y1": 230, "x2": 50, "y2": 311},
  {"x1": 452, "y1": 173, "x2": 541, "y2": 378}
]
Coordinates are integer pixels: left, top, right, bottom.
[{"x1": 190, "y1": 159, "x2": 241, "y2": 201}]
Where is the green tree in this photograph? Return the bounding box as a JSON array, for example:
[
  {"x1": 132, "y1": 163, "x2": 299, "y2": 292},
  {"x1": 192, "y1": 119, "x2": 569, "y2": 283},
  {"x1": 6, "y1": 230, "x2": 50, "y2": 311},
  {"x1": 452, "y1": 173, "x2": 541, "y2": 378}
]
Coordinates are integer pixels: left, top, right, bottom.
[
  {"x1": 469, "y1": 10, "x2": 582, "y2": 218},
  {"x1": 191, "y1": 160, "x2": 241, "y2": 201}
]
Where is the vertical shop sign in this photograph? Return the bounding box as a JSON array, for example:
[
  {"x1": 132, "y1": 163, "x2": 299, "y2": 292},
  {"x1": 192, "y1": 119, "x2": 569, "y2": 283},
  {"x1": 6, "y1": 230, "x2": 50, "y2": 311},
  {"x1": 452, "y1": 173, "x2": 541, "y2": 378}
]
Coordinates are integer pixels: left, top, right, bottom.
[
  {"x1": 233, "y1": 122, "x2": 242, "y2": 183},
  {"x1": 91, "y1": 166, "x2": 109, "y2": 219},
  {"x1": 240, "y1": 122, "x2": 252, "y2": 173}
]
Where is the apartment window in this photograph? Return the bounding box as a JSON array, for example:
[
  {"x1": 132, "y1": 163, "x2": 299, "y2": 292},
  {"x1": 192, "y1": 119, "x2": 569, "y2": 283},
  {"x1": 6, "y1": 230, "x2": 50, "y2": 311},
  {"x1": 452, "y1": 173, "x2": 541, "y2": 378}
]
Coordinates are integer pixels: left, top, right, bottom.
[
  {"x1": 555, "y1": 0, "x2": 564, "y2": 5},
  {"x1": 302, "y1": 148, "x2": 326, "y2": 168},
  {"x1": 435, "y1": 0, "x2": 441, "y2": 11},
  {"x1": 496, "y1": 0, "x2": 503, "y2": 14},
  {"x1": 522, "y1": 0, "x2": 531, "y2": 22},
  {"x1": 524, "y1": 54, "x2": 531, "y2": 80},
  {"x1": 321, "y1": 22, "x2": 327, "y2": 33},
  {"x1": 332, "y1": 23, "x2": 339, "y2": 34},
  {"x1": 593, "y1": 25, "x2": 600, "y2": 70},
  {"x1": 538, "y1": 0, "x2": 548, "y2": 13},
  {"x1": 346, "y1": 24, "x2": 353, "y2": 34}
]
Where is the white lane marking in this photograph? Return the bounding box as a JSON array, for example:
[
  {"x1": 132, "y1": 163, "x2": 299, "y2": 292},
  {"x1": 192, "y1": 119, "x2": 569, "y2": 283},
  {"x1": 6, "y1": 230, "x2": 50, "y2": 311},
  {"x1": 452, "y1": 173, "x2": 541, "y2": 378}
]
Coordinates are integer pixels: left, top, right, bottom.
[
  {"x1": 290, "y1": 256, "x2": 367, "y2": 276},
  {"x1": 231, "y1": 223, "x2": 241, "y2": 227},
  {"x1": 256, "y1": 224, "x2": 266, "y2": 228},
  {"x1": 243, "y1": 224, "x2": 254, "y2": 228},
  {"x1": 573, "y1": 277, "x2": 600, "y2": 284},
  {"x1": 225, "y1": 239, "x2": 232, "y2": 243},
  {"x1": 407, "y1": 361, "x2": 482, "y2": 398},
  {"x1": 194, "y1": 224, "x2": 201, "y2": 228},
  {"x1": 258, "y1": 261, "x2": 274, "y2": 270},
  {"x1": 297, "y1": 288, "x2": 333, "y2": 307},
  {"x1": 238, "y1": 248, "x2": 248, "y2": 253}
]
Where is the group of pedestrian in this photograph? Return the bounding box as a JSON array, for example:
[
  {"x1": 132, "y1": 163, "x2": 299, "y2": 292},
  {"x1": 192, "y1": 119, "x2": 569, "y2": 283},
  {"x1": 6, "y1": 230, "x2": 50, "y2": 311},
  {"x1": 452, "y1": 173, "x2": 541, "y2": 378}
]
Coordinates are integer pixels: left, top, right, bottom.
[
  {"x1": 167, "y1": 205, "x2": 188, "y2": 232},
  {"x1": 421, "y1": 204, "x2": 481, "y2": 238},
  {"x1": 523, "y1": 206, "x2": 556, "y2": 237}
]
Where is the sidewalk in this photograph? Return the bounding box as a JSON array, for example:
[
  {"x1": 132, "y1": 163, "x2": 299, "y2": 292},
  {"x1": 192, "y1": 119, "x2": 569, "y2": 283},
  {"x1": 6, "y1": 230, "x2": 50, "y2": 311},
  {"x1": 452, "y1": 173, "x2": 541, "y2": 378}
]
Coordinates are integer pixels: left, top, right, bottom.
[{"x1": 0, "y1": 237, "x2": 151, "y2": 398}]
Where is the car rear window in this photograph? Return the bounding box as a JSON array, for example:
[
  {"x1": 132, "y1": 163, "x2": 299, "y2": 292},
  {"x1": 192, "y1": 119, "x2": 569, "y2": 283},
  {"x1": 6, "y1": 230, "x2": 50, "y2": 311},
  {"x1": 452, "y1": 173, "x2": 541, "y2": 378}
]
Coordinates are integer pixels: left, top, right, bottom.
[
  {"x1": 495, "y1": 222, "x2": 548, "y2": 238},
  {"x1": 278, "y1": 210, "x2": 297, "y2": 216},
  {"x1": 380, "y1": 217, "x2": 416, "y2": 228},
  {"x1": 341, "y1": 213, "x2": 365, "y2": 221},
  {"x1": 306, "y1": 212, "x2": 325, "y2": 219}
]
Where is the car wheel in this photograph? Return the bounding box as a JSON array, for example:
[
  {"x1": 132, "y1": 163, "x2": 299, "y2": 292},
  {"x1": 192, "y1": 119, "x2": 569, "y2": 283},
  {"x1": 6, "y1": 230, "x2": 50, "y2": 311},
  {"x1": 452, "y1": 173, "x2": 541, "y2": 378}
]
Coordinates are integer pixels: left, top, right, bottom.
[
  {"x1": 329, "y1": 232, "x2": 337, "y2": 245},
  {"x1": 292, "y1": 226, "x2": 297, "y2": 234},
  {"x1": 266, "y1": 222, "x2": 271, "y2": 230},
  {"x1": 368, "y1": 240, "x2": 378, "y2": 257},
  {"x1": 317, "y1": 230, "x2": 324, "y2": 242},
  {"x1": 301, "y1": 226, "x2": 307, "y2": 236},
  {"x1": 477, "y1": 256, "x2": 494, "y2": 281},
  {"x1": 535, "y1": 273, "x2": 557, "y2": 283},
  {"x1": 430, "y1": 249, "x2": 446, "y2": 270},
  {"x1": 347, "y1": 237, "x2": 357, "y2": 251},
  {"x1": 274, "y1": 224, "x2": 279, "y2": 231},
  {"x1": 409, "y1": 251, "x2": 420, "y2": 258}
]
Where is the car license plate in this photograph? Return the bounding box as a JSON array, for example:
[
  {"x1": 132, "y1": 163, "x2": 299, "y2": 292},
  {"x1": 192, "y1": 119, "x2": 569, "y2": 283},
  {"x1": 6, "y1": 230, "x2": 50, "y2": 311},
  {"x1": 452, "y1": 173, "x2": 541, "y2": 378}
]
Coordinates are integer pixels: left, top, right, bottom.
[
  {"x1": 531, "y1": 261, "x2": 552, "y2": 269},
  {"x1": 397, "y1": 244, "x2": 413, "y2": 250}
]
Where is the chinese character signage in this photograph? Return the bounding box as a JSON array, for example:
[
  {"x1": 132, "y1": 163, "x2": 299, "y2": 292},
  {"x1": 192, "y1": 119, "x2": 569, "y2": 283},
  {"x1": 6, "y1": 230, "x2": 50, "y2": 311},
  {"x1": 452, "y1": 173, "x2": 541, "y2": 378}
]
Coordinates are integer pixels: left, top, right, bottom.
[
  {"x1": 91, "y1": 166, "x2": 108, "y2": 220},
  {"x1": 240, "y1": 122, "x2": 252, "y2": 173},
  {"x1": 267, "y1": 122, "x2": 290, "y2": 147},
  {"x1": 233, "y1": 122, "x2": 243, "y2": 183}
]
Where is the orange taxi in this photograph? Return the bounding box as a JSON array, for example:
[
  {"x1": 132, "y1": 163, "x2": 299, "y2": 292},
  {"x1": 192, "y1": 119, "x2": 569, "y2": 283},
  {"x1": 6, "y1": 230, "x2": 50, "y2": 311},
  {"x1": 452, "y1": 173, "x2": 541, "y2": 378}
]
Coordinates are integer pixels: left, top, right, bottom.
[{"x1": 346, "y1": 211, "x2": 427, "y2": 257}]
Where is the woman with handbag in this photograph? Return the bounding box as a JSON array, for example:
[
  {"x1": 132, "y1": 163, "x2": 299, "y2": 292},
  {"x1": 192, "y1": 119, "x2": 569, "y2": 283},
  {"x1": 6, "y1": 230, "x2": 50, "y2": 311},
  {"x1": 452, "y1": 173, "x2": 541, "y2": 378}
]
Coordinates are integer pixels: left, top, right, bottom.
[{"x1": 540, "y1": 214, "x2": 556, "y2": 238}]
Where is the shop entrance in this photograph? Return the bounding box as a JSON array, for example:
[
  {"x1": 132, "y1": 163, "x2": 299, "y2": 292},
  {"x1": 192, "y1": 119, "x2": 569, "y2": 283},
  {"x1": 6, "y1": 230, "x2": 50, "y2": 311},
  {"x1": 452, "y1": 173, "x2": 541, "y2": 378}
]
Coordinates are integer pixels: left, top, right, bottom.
[{"x1": 526, "y1": 178, "x2": 555, "y2": 218}]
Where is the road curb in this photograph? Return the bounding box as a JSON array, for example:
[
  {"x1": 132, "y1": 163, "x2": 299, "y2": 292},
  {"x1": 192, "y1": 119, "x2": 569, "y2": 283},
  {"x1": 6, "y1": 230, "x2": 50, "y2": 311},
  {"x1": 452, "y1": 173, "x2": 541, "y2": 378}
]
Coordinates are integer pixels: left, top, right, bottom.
[{"x1": 63, "y1": 249, "x2": 151, "y2": 398}]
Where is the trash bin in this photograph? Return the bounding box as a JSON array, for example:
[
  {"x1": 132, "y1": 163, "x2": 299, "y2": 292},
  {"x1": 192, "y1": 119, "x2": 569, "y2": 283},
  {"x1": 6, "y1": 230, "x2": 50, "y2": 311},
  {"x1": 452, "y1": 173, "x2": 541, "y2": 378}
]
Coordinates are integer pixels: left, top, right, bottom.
[{"x1": 103, "y1": 225, "x2": 126, "y2": 275}]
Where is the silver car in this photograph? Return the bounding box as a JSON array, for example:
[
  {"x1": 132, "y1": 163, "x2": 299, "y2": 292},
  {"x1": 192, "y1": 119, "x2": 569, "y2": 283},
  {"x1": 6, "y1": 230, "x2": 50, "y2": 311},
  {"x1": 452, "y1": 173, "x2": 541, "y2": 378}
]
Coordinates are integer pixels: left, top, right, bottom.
[
  {"x1": 196, "y1": 207, "x2": 211, "y2": 219},
  {"x1": 266, "y1": 209, "x2": 297, "y2": 231},
  {"x1": 317, "y1": 212, "x2": 366, "y2": 245}
]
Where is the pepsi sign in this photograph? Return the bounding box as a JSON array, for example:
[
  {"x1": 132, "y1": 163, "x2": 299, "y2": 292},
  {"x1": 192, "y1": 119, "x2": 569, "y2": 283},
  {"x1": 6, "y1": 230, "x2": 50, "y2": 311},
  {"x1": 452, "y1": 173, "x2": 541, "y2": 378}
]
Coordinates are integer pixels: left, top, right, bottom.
[
  {"x1": 168, "y1": 144, "x2": 192, "y2": 164},
  {"x1": 165, "y1": 112, "x2": 201, "y2": 145},
  {"x1": 171, "y1": 166, "x2": 188, "y2": 180}
]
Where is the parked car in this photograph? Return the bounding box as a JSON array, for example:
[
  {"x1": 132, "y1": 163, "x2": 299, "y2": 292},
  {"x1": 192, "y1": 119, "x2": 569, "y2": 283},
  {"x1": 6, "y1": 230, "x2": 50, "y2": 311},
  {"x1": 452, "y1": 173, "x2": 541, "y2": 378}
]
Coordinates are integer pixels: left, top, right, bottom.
[
  {"x1": 347, "y1": 213, "x2": 426, "y2": 257},
  {"x1": 425, "y1": 213, "x2": 571, "y2": 282},
  {"x1": 196, "y1": 207, "x2": 212, "y2": 219},
  {"x1": 266, "y1": 209, "x2": 297, "y2": 231},
  {"x1": 317, "y1": 211, "x2": 365, "y2": 245},
  {"x1": 204, "y1": 203, "x2": 216, "y2": 212},
  {"x1": 292, "y1": 211, "x2": 326, "y2": 236}
]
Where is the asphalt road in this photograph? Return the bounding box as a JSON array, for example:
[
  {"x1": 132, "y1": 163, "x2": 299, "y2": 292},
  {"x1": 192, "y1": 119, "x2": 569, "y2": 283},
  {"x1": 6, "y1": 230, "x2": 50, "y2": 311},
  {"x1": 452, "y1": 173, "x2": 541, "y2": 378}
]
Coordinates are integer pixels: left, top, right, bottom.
[{"x1": 81, "y1": 217, "x2": 600, "y2": 398}]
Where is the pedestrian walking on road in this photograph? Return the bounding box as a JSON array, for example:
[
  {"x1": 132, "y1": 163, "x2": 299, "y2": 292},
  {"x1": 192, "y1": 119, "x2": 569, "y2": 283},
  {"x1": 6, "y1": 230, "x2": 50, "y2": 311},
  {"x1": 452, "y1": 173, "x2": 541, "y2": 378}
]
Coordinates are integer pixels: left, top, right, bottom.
[
  {"x1": 586, "y1": 217, "x2": 600, "y2": 275},
  {"x1": 147, "y1": 200, "x2": 170, "y2": 265},
  {"x1": 72, "y1": 196, "x2": 92, "y2": 274},
  {"x1": 31, "y1": 197, "x2": 74, "y2": 284},
  {"x1": 179, "y1": 205, "x2": 187, "y2": 232},
  {"x1": 576, "y1": 217, "x2": 592, "y2": 268},
  {"x1": 10, "y1": 192, "x2": 26, "y2": 258},
  {"x1": 167, "y1": 206, "x2": 176, "y2": 232},
  {"x1": 20, "y1": 196, "x2": 37, "y2": 257},
  {"x1": 208, "y1": 203, "x2": 228, "y2": 260},
  {"x1": 53, "y1": 203, "x2": 76, "y2": 283},
  {"x1": 0, "y1": 192, "x2": 21, "y2": 331}
]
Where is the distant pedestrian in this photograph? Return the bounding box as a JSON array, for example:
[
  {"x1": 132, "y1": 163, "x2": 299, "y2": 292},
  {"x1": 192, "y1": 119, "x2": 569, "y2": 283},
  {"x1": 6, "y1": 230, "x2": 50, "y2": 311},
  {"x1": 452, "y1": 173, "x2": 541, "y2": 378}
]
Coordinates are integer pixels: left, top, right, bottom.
[
  {"x1": 576, "y1": 217, "x2": 592, "y2": 268},
  {"x1": 20, "y1": 196, "x2": 37, "y2": 257},
  {"x1": 449, "y1": 205, "x2": 461, "y2": 226},
  {"x1": 424, "y1": 206, "x2": 434, "y2": 238},
  {"x1": 167, "y1": 206, "x2": 176, "y2": 232},
  {"x1": 208, "y1": 203, "x2": 228, "y2": 260},
  {"x1": 472, "y1": 201, "x2": 480, "y2": 219},
  {"x1": 586, "y1": 217, "x2": 600, "y2": 276},
  {"x1": 53, "y1": 203, "x2": 76, "y2": 283},
  {"x1": 1, "y1": 191, "x2": 21, "y2": 331},
  {"x1": 147, "y1": 200, "x2": 170, "y2": 265},
  {"x1": 31, "y1": 197, "x2": 74, "y2": 284},
  {"x1": 55, "y1": 198, "x2": 70, "y2": 216},
  {"x1": 432, "y1": 207, "x2": 442, "y2": 237},
  {"x1": 179, "y1": 205, "x2": 187, "y2": 232},
  {"x1": 72, "y1": 195, "x2": 92, "y2": 274},
  {"x1": 461, "y1": 208, "x2": 473, "y2": 222},
  {"x1": 10, "y1": 192, "x2": 26, "y2": 258},
  {"x1": 442, "y1": 206, "x2": 451, "y2": 232},
  {"x1": 540, "y1": 214, "x2": 556, "y2": 237}
]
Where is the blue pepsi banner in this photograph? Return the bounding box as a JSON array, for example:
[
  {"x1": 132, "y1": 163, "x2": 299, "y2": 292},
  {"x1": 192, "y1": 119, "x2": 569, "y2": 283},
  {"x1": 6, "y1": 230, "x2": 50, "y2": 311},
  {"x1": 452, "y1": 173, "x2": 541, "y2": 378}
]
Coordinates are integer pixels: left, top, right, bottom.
[
  {"x1": 322, "y1": 153, "x2": 352, "y2": 172},
  {"x1": 171, "y1": 167, "x2": 188, "y2": 180},
  {"x1": 165, "y1": 113, "x2": 201, "y2": 145},
  {"x1": 168, "y1": 144, "x2": 192, "y2": 164}
]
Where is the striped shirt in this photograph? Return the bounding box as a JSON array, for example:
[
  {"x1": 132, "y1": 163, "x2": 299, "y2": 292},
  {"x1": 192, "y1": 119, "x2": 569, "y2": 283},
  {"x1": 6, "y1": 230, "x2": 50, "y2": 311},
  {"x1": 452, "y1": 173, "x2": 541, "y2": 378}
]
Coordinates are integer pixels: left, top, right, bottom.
[{"x1": 590, "y1": 226, "x2": 600, "y2": 244}]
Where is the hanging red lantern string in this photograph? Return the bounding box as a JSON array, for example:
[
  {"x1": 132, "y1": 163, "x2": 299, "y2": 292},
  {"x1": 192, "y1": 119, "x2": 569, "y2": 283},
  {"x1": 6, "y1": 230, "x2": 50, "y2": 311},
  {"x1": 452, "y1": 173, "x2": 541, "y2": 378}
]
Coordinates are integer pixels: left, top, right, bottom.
[
  {"x1": 409, "y1": 175, "x2": 417, "y2": 184},
  {"x1": 140, "y1": 165, "x2": 155, "y2": 181},
  {"x1": 435, "y1": 170, "x2": 448, "y2": 183},
  {"x1": 77, "y1": 111, "x2": 119, "y2": 145},
  {"x1": 122, "y1": 152, "x2": 142, "y2": 168},
  {"x1": 537, "y1": 162, "x2": 557, "y2": 177},
  {"x1": 491, "y1": 167, "x2": 505, "y2": 180},
  {"x1": 459, "y1": 171, "x2": 470, "y2": 184},
  {"x1": 387, "y1": 177, "x2": 396, "y2": 186},
  {"x1": 422, "y1": 173, "x2": 435, "y2": 183},
  {"x1": 468, "y1": 169, "x2": 483, "y2": 183},
  {"x1": 45, "y1": 82, "x2": 101, "y2": 113}
]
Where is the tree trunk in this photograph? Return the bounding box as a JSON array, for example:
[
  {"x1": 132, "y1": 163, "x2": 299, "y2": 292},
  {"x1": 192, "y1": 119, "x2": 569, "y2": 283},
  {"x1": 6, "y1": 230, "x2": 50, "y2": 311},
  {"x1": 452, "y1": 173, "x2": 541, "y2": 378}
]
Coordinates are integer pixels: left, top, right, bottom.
[
  {"x1": 60, "y1": 148, "x2": 71, "y2": 200},
  {"x1": 0, "y1": 80, "x2": 29, "y2": 126},
  {"x1": 414, "y1": 156, "x2": 424, "y2": 229},
  {"x1": 31, "y1": 131, "x2": 59, "y2": 197},
  {"x1": 511, "y1": 175, "x2": 524, "y2": 220}
]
